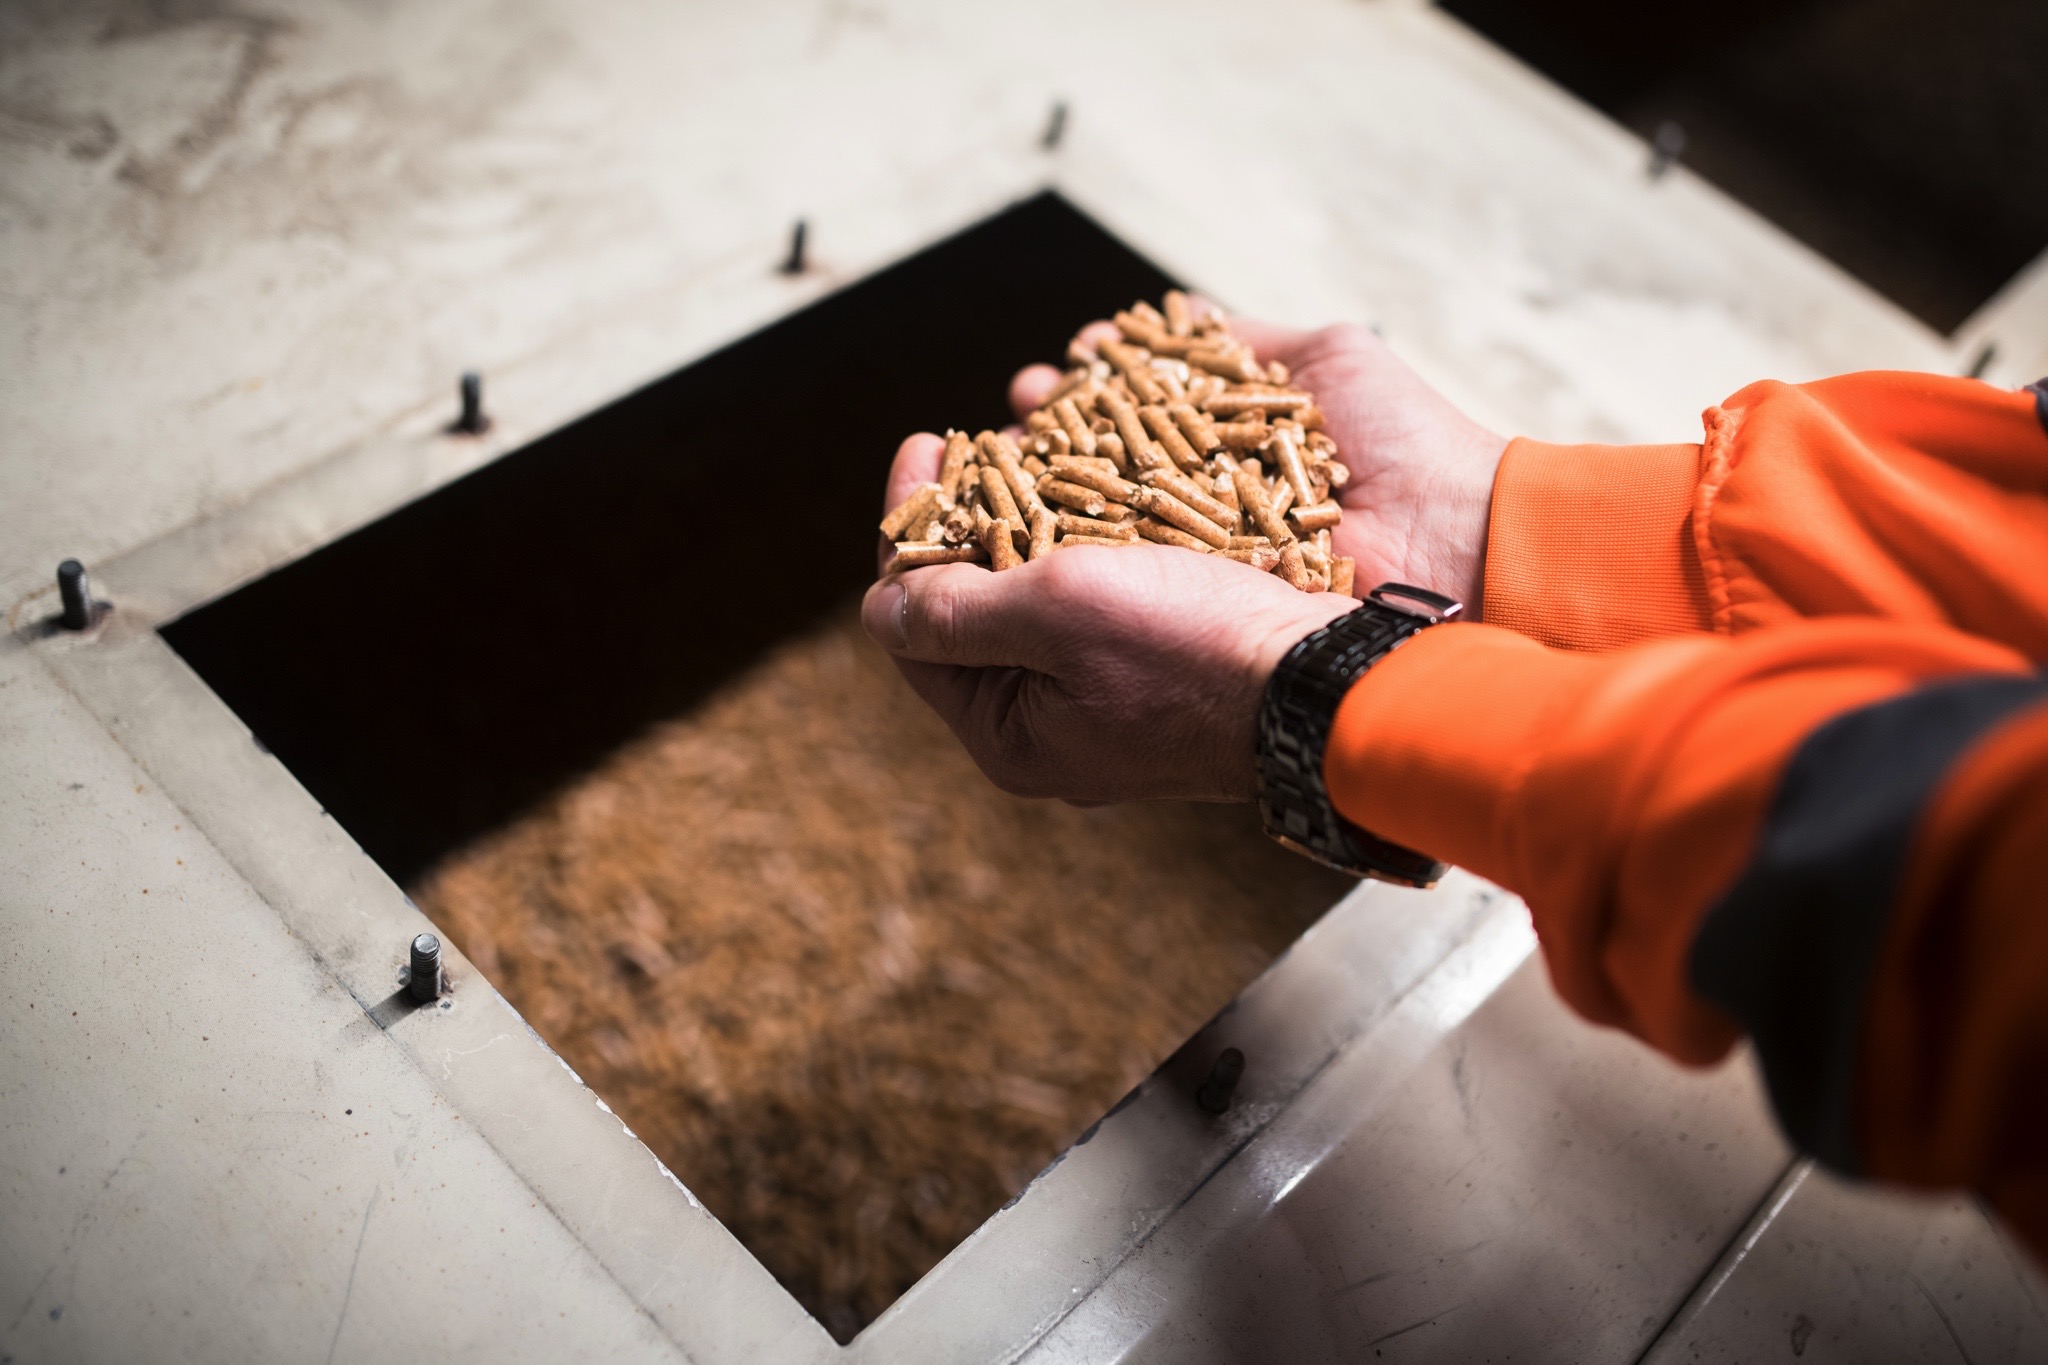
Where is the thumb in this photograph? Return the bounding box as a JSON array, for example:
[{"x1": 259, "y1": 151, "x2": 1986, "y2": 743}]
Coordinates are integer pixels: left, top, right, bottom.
[{"x1": 862, "y1": 562, "x2": 1049, "y2": 670}]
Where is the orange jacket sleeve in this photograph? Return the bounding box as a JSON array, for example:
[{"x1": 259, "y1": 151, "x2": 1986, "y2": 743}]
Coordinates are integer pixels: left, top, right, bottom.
[
  {"x1": 1322, "y1": 373, "x2": 2048, "y2": 1255},
  {"x1": 1482, "y1": 372, "x2": 2048, "y2": 655}
]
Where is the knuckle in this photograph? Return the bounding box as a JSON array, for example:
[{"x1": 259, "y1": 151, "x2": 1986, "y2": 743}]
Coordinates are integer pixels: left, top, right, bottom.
[
  {"x1": 911, "y1": 575, "x2": 967, "y2": 658},
  {"x1": 1036, "y1": 551, "x2": 1089, "y2": 597}
]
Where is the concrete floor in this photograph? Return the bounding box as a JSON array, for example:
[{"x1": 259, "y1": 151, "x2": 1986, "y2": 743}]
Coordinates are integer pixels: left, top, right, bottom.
[{"x1": 4, "y1": 2, "x2": 2045, "y2": 1361}]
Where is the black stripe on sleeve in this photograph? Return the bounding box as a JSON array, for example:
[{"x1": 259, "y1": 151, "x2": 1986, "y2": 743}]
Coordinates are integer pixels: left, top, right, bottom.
[{"x1": 1688, "y1": 671, "x2": 2048, "y2": 1174}]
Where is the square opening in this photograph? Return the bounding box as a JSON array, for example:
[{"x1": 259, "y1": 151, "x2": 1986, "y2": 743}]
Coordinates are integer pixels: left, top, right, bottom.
[{"x1": 160, "y1": 192, "x2": 1353, "y2": 1341}]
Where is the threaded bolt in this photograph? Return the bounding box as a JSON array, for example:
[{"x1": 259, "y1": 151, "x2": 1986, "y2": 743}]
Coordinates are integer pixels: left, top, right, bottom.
[
  {"x1": 1648, "y1": 121, "x2": 1686, "y2": 179},
  {"x1": 408, "y1": 933, "x2": 442, "y2": 1003},
  {"x1": 1042, "y1": 101, "x2": 1068, "y2": 151},
  {"x1": 453, "y1": 370, "x2": 487, "y2": 434},
  {"x1": 1197, "y1": 1046, "x2": 1245, "y2": 1114},
  {"x1": 57, "y1": 560, "x2": 93, "y2": 631}
]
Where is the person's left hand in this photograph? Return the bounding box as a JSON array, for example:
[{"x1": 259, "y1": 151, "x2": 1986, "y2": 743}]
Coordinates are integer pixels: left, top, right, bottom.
[{"x1": 863, "y1": 432, "x2": 1353, "y2": 803}]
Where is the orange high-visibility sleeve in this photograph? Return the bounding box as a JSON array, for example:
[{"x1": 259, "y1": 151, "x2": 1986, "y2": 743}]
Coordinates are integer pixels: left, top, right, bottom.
[
  {"x1": 1484, "y1": 375, "x2": 2048, "y2": 655},
  {"x1": 1481, "y1": 439, "x2": 1714, "y2": 650},
  {"x1": 1323, "y1": 619, "x2": 2048, "y2": 1255},
  {"x1": 1325, "y1": 618, "x2": 2031, "y2": 1058},
  {"x1": 1319, "y1": 371, "x2": 2048, "y2": 1252}
]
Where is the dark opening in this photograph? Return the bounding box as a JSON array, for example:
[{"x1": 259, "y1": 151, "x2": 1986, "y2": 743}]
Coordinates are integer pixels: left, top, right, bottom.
[
  {"x1": 1442, "y1": 0, "x2": 2048, "y2": 332},
  {"x1": 162, "y1": 192, "x2": 1352, "y2": 1340},
  {"x1": 163, "y1": 192, "x2": 1173, "y2": 885}
]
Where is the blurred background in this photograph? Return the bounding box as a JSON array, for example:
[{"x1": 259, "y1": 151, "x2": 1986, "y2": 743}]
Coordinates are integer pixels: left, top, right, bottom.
[{"x1": 1448, "y1": 0, "x2": 2048, "y2": 331}]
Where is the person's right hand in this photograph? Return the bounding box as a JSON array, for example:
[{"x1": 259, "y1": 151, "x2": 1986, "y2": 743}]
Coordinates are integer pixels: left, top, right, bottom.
[
  {"x1": 1245, "y1": 320, "x2": 1507, "y2": 615},
  {"x1": 1009, "y1": 315, "x2": 1509, "y2": 616}
]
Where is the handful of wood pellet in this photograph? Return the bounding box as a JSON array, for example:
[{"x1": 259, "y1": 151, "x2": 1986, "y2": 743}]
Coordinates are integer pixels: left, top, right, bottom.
[{"x1": 881, "y1": 291, "x2": 1355, "y2": 595}]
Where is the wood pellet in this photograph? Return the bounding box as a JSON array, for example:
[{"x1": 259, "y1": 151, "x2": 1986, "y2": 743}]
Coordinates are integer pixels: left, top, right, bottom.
[{"x1": 881, "y1": 293, "x2": 1355, "y2": 595}]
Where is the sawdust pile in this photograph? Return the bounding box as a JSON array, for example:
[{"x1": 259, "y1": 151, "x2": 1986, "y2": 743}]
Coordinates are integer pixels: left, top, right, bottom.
[{"x1": 409, "y1": 603, "x2": 1350, "y2": 1340}]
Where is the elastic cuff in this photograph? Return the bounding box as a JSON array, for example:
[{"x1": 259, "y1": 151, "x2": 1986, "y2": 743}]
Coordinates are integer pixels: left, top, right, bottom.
[
  {"x1": 1323, "y1": 623, "x2": 1597, "y2": 887},
  {"x1": 1483, "y1": 437, "x2": 1715, "y2": 651}
]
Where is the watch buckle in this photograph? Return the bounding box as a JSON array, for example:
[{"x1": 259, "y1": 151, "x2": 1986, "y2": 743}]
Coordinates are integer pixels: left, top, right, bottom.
[{"x1": 1368, "y1": 582, "x2": 1463, "y2": 624}]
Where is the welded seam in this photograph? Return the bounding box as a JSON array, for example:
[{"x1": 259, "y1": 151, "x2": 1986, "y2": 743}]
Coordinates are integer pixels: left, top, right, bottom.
[{"x1": 1633, "y1": 1157, "x2": 1812, "y2": 1362}]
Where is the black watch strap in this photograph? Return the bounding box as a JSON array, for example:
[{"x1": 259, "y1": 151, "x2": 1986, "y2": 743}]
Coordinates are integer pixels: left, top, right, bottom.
[{"x1": 1255, "y1": 583, "x2": 1461, "y2": 885}]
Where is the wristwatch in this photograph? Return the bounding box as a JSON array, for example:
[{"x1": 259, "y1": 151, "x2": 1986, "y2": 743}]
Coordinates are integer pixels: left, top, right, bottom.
[{"x1": 1255, "y1": 583, "x2": 1462, "y2": 885}]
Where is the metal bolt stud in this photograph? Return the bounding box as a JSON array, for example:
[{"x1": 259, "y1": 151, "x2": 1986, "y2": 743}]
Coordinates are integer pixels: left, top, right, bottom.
[
  {"x1": 408, "y1": 933, "x2": 442, "y2": 1003},
  {"x1": 1196, "y1": 1046, "x2": 1245, "y2": 1115},
  {"x1": 1965, "y1": 342, "x2": 1998, "y2": 379},
  {"x1": 453, "y1": 370, "x2": 488, "y2": 434},
  {"x1": 1647, "y1": 121, "x2": 1686, "y2": 179},
  {"x1": 1042, "y1": 100, "x2": 1068, "y2": 151},
  {"x1": 782, "y1": 219, "x2": 808, "y2": 275},
  {"x1": 56, "y1": 559, "x2": 94, "y2": 631}
]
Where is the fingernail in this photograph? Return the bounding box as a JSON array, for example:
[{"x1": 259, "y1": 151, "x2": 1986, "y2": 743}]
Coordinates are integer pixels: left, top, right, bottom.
[{"x1": 863, "y1": 579, "x2": 907, "y2": 651}]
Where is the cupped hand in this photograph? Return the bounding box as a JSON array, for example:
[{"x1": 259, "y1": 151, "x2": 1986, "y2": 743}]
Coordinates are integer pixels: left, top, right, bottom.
[
  {"x1": 864, "y1": 312, "x2": 1504, "y2": 804},
  {"x1": 865, "y1": 431, "x2": 1352, "y2": 802},
  {"x1": 1010, "y1": 315, "x2": 1508, "y2": 615}
]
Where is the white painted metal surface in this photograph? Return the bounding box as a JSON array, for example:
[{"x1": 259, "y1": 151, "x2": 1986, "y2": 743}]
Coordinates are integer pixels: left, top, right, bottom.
[
  {"x1": 1644, "y1": 1162, "x2": 2048, "y2": 1363},
  {"x1": 0, "y1": 637, "x2": 686, "y2": 1364},
  {"x1": 4, "y1": 1, "x2": 2041, "y2": 1361},
  {"x1": 1025, "y1": 948, "x2": 1787, "y2": 1363}
]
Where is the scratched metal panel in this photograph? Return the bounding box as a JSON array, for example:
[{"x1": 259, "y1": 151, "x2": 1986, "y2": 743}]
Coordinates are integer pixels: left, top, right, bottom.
[
  {"x1": 1642, "y1": 1161, "x2": 2048, "y2": 1364},
  {"x1": 31, "y1": 599, "x2": 836, "y2": 1363},
  {"x1": 0, "y1": 639, "x2": 685, "y2": 1365},
  {"x1": 1022, "y1": 952, "x2": 1792, "y2": 1363}
]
